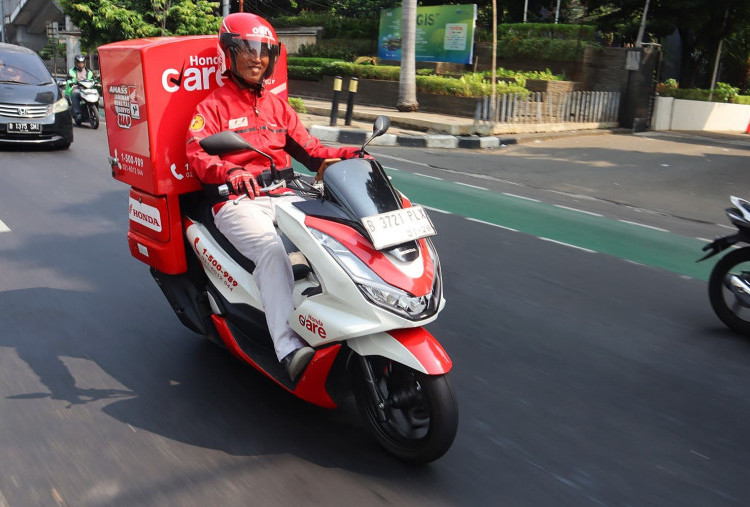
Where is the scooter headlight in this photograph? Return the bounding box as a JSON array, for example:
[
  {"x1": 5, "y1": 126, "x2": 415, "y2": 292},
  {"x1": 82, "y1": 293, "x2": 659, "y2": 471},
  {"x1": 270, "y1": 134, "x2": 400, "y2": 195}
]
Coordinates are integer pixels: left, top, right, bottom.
[
  {"x1": 53, "y1": 97, "x2": 69, "y2": 113},
  {"x1": 308, "y1": 227, "x2": 433, "y2": 320}
]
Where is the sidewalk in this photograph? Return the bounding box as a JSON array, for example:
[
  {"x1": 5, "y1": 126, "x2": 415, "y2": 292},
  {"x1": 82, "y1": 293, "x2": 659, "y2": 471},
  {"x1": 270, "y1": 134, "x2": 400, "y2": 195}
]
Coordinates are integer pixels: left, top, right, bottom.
[
  {"x1": 297, "y1": 97, "x2": 623, "y2": 149},
  {"x1": 296, "y1": 97, "x2": 750, "y2": 150}
]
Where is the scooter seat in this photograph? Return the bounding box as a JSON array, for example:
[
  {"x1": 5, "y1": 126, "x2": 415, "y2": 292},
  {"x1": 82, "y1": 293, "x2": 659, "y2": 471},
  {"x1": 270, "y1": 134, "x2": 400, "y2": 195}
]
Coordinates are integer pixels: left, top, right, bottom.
[{"x1": 185, "y1": 195, "x2": 312, "y2": 281}]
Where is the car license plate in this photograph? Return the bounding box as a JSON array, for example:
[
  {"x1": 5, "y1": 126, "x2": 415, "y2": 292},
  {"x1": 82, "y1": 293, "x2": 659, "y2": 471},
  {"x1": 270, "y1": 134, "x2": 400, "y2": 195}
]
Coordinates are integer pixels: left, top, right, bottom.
[
  {"x1": 361, "y1": 205, "x2": 436, "y2": 250},
  {"x1": 7, "y1": 122, "x2": 41, "y2": 133}
]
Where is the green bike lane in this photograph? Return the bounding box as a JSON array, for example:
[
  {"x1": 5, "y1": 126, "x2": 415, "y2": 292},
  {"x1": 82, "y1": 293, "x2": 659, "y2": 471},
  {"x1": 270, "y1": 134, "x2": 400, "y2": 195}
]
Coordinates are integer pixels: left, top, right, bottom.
[{"x1": 385, "y1": 168, "x2": 717, "y2": 282}]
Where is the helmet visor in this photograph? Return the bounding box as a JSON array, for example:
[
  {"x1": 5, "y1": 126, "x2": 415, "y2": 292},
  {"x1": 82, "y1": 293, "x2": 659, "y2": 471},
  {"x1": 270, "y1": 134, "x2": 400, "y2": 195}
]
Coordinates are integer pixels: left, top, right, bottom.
[{"x1": 233, "y1": 40, "x2": 273, "y2": 60}]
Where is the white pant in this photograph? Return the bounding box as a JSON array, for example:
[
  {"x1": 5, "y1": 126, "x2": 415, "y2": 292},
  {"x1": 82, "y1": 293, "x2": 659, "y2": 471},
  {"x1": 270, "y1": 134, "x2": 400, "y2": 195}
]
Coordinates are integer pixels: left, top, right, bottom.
[{"x1": 213, "y1": 195, "x2": 306, "y2": 361}]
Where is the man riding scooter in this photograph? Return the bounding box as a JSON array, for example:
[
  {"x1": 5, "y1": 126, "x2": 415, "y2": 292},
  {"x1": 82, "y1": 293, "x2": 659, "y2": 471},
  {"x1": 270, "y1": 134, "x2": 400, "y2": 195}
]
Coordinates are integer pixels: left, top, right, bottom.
[
  {"x1": 185, "y1": 13, "x2": 363, "y2": 382},
  {"x1": 65, "y1": 55, "x2": 93, "y2": 122}
]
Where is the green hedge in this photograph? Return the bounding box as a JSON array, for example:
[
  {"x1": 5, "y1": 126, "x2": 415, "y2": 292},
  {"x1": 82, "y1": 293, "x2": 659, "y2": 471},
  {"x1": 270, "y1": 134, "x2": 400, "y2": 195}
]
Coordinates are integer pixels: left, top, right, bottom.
[
  {"x1": 287, "y1": 62, "x2": 529, "y2": 98},
  {"x1": 288, "y1": 96, "x2": 306, "y2": 113},
  {"x1": 498, "y1": 37, "x2": 597, "y2": 62},
  {"x1": 288, "y1": 57, "x2": 341, "y2": 67},
  {"x1": 271, "y1": 14, "x2": 378, "y2": 39},
  {"x1": 497, "y1": 23, "x2": 596, "y2": 41},
  {"x1": 296, "y1": 42, "x2": 357, "y2": 61},
  {"x1": 416, "y1": 74, "x2": 528, "y2": 97},
  {"x1": 657, "y1": 81, "x2": 747, "y2": 103}
]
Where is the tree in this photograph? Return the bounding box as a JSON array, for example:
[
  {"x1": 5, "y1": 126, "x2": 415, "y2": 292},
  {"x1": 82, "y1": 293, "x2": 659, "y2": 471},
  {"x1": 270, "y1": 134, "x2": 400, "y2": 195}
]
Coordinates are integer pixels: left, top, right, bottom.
[
  {"x1": 396, "y1": 0, "x2": 418, "y2": 112},
  {"x1": 60, "y1": 0, "x2": 223, "y2": 50},
  {"x1": 588, "y1": 0, "x2": 750, "y2": 88}
]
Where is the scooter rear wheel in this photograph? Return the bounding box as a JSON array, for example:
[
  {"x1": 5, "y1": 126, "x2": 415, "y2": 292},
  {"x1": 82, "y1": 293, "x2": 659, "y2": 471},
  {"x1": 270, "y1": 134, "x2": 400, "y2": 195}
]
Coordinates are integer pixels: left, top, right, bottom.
[
  {"x1": 353, "y1": 356, "x2": 458, "y2": 464},
  {"x1": 708, "y1": 247, "x2": 750, "y2": 336}
]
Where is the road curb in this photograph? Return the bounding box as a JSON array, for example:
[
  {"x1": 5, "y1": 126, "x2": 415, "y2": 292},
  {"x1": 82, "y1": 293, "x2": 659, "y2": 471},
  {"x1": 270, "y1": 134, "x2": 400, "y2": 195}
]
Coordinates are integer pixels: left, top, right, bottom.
[{"x1": 309, "y1": 125, "x2": 515, "y2": 150}]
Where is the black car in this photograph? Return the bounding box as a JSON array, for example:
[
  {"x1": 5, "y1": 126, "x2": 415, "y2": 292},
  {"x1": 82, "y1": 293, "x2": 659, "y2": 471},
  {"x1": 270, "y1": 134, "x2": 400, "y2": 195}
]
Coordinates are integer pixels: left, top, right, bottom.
[{"x1": 0, "y1": 43, "x2": 73, "y2": 149}]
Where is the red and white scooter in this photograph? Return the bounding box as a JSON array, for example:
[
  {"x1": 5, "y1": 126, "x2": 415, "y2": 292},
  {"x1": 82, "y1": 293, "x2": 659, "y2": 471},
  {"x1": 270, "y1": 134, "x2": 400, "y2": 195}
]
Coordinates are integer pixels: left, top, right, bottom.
[{"x1": 154, "y1": 116, "x2": 458, "y2": 463}]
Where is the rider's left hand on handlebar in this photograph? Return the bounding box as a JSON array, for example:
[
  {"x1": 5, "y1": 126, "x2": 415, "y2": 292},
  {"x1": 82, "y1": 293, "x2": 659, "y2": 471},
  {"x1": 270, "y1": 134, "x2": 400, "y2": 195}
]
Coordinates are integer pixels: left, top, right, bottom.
[
  {"x1": 315, "y1": 158, "x2": 341, "y2": 182},
  {"x1": 226, "y1": 168, "x2": 258, "y2": 199}
]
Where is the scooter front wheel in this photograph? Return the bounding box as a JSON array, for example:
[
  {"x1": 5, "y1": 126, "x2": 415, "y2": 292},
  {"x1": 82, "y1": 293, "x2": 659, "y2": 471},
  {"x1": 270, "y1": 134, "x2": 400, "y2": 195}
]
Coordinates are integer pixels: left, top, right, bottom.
[
  {"x1": 353, "y1": 356, "x2": 458, "y2": 464},
  {"x1": 88, "y1": 105, "x2": 99, "y2": 129},
  {"x1": 708, "y1": 247, "x2": 750, "y2": 336}
]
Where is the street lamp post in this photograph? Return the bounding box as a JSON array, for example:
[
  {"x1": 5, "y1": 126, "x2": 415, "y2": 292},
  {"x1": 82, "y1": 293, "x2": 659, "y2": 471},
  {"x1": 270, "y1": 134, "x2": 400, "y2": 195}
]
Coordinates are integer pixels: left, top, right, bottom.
[
  {"x1": 1, "y1": 0, "x2": 6, "y2": 44},
  {"x1": 635, "y1": 0, "x2": 651, "y2": 47}
]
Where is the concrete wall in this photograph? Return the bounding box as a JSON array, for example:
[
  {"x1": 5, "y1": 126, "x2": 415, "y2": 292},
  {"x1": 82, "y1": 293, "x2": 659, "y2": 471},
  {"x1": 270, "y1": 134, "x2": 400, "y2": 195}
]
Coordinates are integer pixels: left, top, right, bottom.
[
  {"x1": 276, "y1": 27, "x2": 323, "y2": 55},
  {"x1": 652, "y1": 96, "x2": 750, "y2": 132}
]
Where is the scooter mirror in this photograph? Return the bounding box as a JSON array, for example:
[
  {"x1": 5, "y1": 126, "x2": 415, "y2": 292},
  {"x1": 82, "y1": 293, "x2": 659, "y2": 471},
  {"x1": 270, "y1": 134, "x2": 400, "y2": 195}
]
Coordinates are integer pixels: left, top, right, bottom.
[
  {"x1": 199, "y1": 130, "x2": 252, "y2": 156},
  {"x1": 372, "y1": 115, "x2": 390, "y2": 137},
  {"x1": 361, "y1": 115, "x2": 391, "y2": 152}
]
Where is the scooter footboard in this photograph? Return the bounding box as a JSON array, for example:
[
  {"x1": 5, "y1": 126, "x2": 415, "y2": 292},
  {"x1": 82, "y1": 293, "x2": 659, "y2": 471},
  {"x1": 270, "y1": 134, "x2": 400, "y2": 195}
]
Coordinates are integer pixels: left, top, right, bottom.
[{"x1": 347, "y1": 328, "x2": 452, "y2": 375}]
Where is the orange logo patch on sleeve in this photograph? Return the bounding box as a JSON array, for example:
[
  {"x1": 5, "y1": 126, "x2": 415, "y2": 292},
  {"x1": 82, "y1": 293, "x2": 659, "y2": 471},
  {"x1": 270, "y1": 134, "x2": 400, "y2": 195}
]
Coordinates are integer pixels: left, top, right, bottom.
[{"x1": 189, "y1": 114, "x2": 205, "y2": 131}]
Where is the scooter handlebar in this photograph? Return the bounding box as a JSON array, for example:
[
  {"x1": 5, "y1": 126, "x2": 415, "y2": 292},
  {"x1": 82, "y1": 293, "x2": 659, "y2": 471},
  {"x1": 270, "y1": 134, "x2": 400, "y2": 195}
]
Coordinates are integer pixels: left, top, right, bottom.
[{"x1": 218, "y1": 180, "x2": 286, "y2": 204}]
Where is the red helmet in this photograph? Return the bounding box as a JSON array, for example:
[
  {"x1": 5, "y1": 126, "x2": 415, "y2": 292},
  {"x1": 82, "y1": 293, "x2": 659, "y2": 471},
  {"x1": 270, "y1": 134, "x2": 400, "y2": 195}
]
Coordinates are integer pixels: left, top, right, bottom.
[{"x1": 219, "y1": 13, "x2": 280, "y2": 88}]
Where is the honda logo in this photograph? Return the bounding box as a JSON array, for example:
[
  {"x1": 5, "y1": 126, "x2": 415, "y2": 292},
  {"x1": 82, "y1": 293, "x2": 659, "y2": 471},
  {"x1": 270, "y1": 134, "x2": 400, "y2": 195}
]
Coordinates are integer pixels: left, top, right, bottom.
[{"x1": 18, "y1": 107, "x2": 28, "y2": 116}]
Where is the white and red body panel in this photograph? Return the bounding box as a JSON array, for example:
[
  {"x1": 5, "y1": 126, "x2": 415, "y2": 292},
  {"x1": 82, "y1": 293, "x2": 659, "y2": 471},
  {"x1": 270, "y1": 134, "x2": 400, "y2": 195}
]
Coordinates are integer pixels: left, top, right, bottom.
[{"x1": 184, "y1": 198, "x2": 449, "y2": 387}]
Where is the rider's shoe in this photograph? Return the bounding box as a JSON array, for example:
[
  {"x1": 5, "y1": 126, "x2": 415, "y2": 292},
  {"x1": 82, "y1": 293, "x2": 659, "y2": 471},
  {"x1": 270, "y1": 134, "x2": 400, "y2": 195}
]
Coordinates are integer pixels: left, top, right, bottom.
[{"x1": 283, "y1": 346, "x2": 314, "y2": 382}]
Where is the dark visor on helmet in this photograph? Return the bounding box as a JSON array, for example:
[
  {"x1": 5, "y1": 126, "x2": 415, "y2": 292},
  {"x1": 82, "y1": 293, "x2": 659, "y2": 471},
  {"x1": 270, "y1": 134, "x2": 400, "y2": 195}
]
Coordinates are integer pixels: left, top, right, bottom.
[{"x1": 232, "y1": 40, "x2": 273, "y2": 59}]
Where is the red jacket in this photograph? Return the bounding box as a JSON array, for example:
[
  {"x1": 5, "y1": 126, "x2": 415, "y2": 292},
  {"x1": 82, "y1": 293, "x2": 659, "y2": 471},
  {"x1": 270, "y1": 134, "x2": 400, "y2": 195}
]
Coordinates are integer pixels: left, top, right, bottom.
[{"x1": 186, "y1": 78, "x2": 359, "y2": 186}]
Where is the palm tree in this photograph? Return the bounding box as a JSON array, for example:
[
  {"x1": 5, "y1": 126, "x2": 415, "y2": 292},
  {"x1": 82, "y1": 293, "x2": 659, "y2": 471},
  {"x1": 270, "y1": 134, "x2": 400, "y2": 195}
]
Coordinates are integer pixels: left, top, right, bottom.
[{"x1": 397, "y1": 0, "x2": 418, "y2": 112}]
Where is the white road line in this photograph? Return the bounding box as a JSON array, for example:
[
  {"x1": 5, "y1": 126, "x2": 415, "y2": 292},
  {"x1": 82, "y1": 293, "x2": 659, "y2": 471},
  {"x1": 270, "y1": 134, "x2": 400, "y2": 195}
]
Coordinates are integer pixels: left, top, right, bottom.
[
  {"x1": 625, "y1": 259, "x2": 646, "y2": 267},
  {"x1": 376, "y1": 153, "x2": 431, "y2": 167},
  {"x1": 455, "y1": 182, "x2": 489, "y2": 190},
  {"x1": 618, "y1": 219, "x2": 669, "y2": 232},
  {"x1": 539, "y1": 237, "x2": 597, "y2": 253},
  {"x1": 466, "y1": 218, "x2": 518, "y2": 232},
  {"x1": 414, "y1": 172, "x2": 444, "y2": 181},
  {"x1": 503, "y1": 192, "x2": 540, "y2": 202},
  {"x1": 696, "y1": 237, "x2": 713, "y2": 243},
  {"x1": 423, "y1": 205, "x2": 451, "y2": 214},
  {"x1": 0, "y1": 219, "x2": 9, "y2": 233},
  {"x1": 554, "y1": 205, "x2": 603, "y2": 217}
]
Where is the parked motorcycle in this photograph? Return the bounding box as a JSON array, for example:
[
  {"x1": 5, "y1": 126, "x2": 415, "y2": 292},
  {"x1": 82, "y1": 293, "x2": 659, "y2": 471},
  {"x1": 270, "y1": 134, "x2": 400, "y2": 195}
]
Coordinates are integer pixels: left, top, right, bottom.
[
  {"x1": 69, "y1": 79, "x2": 100, "y2": 129},
  {"x1": 151, "y1": 116, "x2": 458, "y2": 463},
  {"x1": 698, "y1": 196, "x2": 750, "y2": 335}
]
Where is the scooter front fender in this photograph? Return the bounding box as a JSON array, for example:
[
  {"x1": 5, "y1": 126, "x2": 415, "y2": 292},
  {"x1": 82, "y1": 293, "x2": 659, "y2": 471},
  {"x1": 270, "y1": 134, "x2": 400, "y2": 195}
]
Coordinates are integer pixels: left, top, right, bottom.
[{"x1": 348, "y1": 327, "x2": 452, "y2": 375}]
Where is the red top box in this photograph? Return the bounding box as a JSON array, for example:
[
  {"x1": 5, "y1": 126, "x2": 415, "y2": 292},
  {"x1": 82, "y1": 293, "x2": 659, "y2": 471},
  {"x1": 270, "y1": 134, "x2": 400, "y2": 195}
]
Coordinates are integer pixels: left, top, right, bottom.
[{"x1": 99, "y1": 36, "x2": 288, "y2": 197}]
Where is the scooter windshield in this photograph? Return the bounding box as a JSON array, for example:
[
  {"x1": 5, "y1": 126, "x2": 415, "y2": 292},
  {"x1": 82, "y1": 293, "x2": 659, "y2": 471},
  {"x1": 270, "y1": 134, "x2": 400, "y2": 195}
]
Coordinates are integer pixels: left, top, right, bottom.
[{"x1": 323, "y1": 158, "x2": 401, "y2": 220}]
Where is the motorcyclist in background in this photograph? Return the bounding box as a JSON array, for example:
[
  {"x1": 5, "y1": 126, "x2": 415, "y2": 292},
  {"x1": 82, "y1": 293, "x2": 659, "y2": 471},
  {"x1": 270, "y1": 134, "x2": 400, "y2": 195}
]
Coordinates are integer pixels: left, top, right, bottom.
[{"x1": 66, "y1": 55, "x2": 93, "y2": 121}]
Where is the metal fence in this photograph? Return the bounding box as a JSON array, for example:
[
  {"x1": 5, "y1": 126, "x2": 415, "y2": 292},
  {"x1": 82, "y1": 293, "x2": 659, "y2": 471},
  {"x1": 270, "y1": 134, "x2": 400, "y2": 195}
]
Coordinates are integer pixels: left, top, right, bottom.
[{"x1": 475, "y1": 91, "x2": 621, "y2": 124}]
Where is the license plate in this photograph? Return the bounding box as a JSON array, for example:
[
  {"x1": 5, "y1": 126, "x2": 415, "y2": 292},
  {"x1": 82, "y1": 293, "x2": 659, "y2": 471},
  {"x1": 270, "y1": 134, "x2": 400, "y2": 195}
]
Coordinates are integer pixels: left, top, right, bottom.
[
  {"x1": 7, "y1": 122, "x2": 41, "y2": 133},
  {"x1": 361, "y1": 205, "x2": 436, "y2": 250}
]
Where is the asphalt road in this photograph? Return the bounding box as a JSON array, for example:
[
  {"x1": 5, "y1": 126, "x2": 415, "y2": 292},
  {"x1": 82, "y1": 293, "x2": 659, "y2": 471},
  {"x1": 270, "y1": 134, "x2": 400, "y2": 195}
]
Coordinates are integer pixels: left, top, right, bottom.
[{"x1": 1, "y1": 127, "x2": 750, "y2": 505}]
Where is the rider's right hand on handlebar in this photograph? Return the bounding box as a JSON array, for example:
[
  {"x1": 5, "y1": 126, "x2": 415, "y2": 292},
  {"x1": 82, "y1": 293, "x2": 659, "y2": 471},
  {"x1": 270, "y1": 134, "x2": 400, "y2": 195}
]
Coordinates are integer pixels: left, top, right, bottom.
[{"x1": 226, "y1": 168, "x2": 258, "y2": 200}]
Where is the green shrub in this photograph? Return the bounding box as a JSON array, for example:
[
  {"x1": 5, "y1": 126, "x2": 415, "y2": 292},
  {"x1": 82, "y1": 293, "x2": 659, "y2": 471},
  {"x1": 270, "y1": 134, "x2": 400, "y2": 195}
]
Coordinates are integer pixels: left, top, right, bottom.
[
  {"x1": 288, "y1": 63, "x2": 539, "y2": 97},
  {"x1": 297, "y1": 42, "x2": 356, "y2": 61},
  {"x1": 287, "y1": 57, "x2": 341, "y2": 67},
  {"x1": 416, "y1": 73, "x2": 528, "y2": 97},
  {"x1": 354, "y1": 56, "x2": 378, "y2": 66},
  {"x1": 271, "y1": 14, "x2": 378, "y2": 40},
  {"x1": 497, "y1": 23, "x2": 596, "y2": 41},
  {"x1": 416, "y1": 68, "x2": 435, "y2": 76},
  {"x1": 288, "y1": 96, "x2": 307, "y2": 113},
  {"x1": 480, "y1": 67, "x2": 564, "y2": 82},
  {"x1": 498, "y1": 37, "x2": 597, "y2": 62},
  {"x1": 287, "y1": 66, "x2": 324, "y2": 81},
  {"x1": 657, "y1": 80, "x2": 741, "y2": 103},
  {"x1": 734, "y1": 95, "x2": 750, "y2": 105}
]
